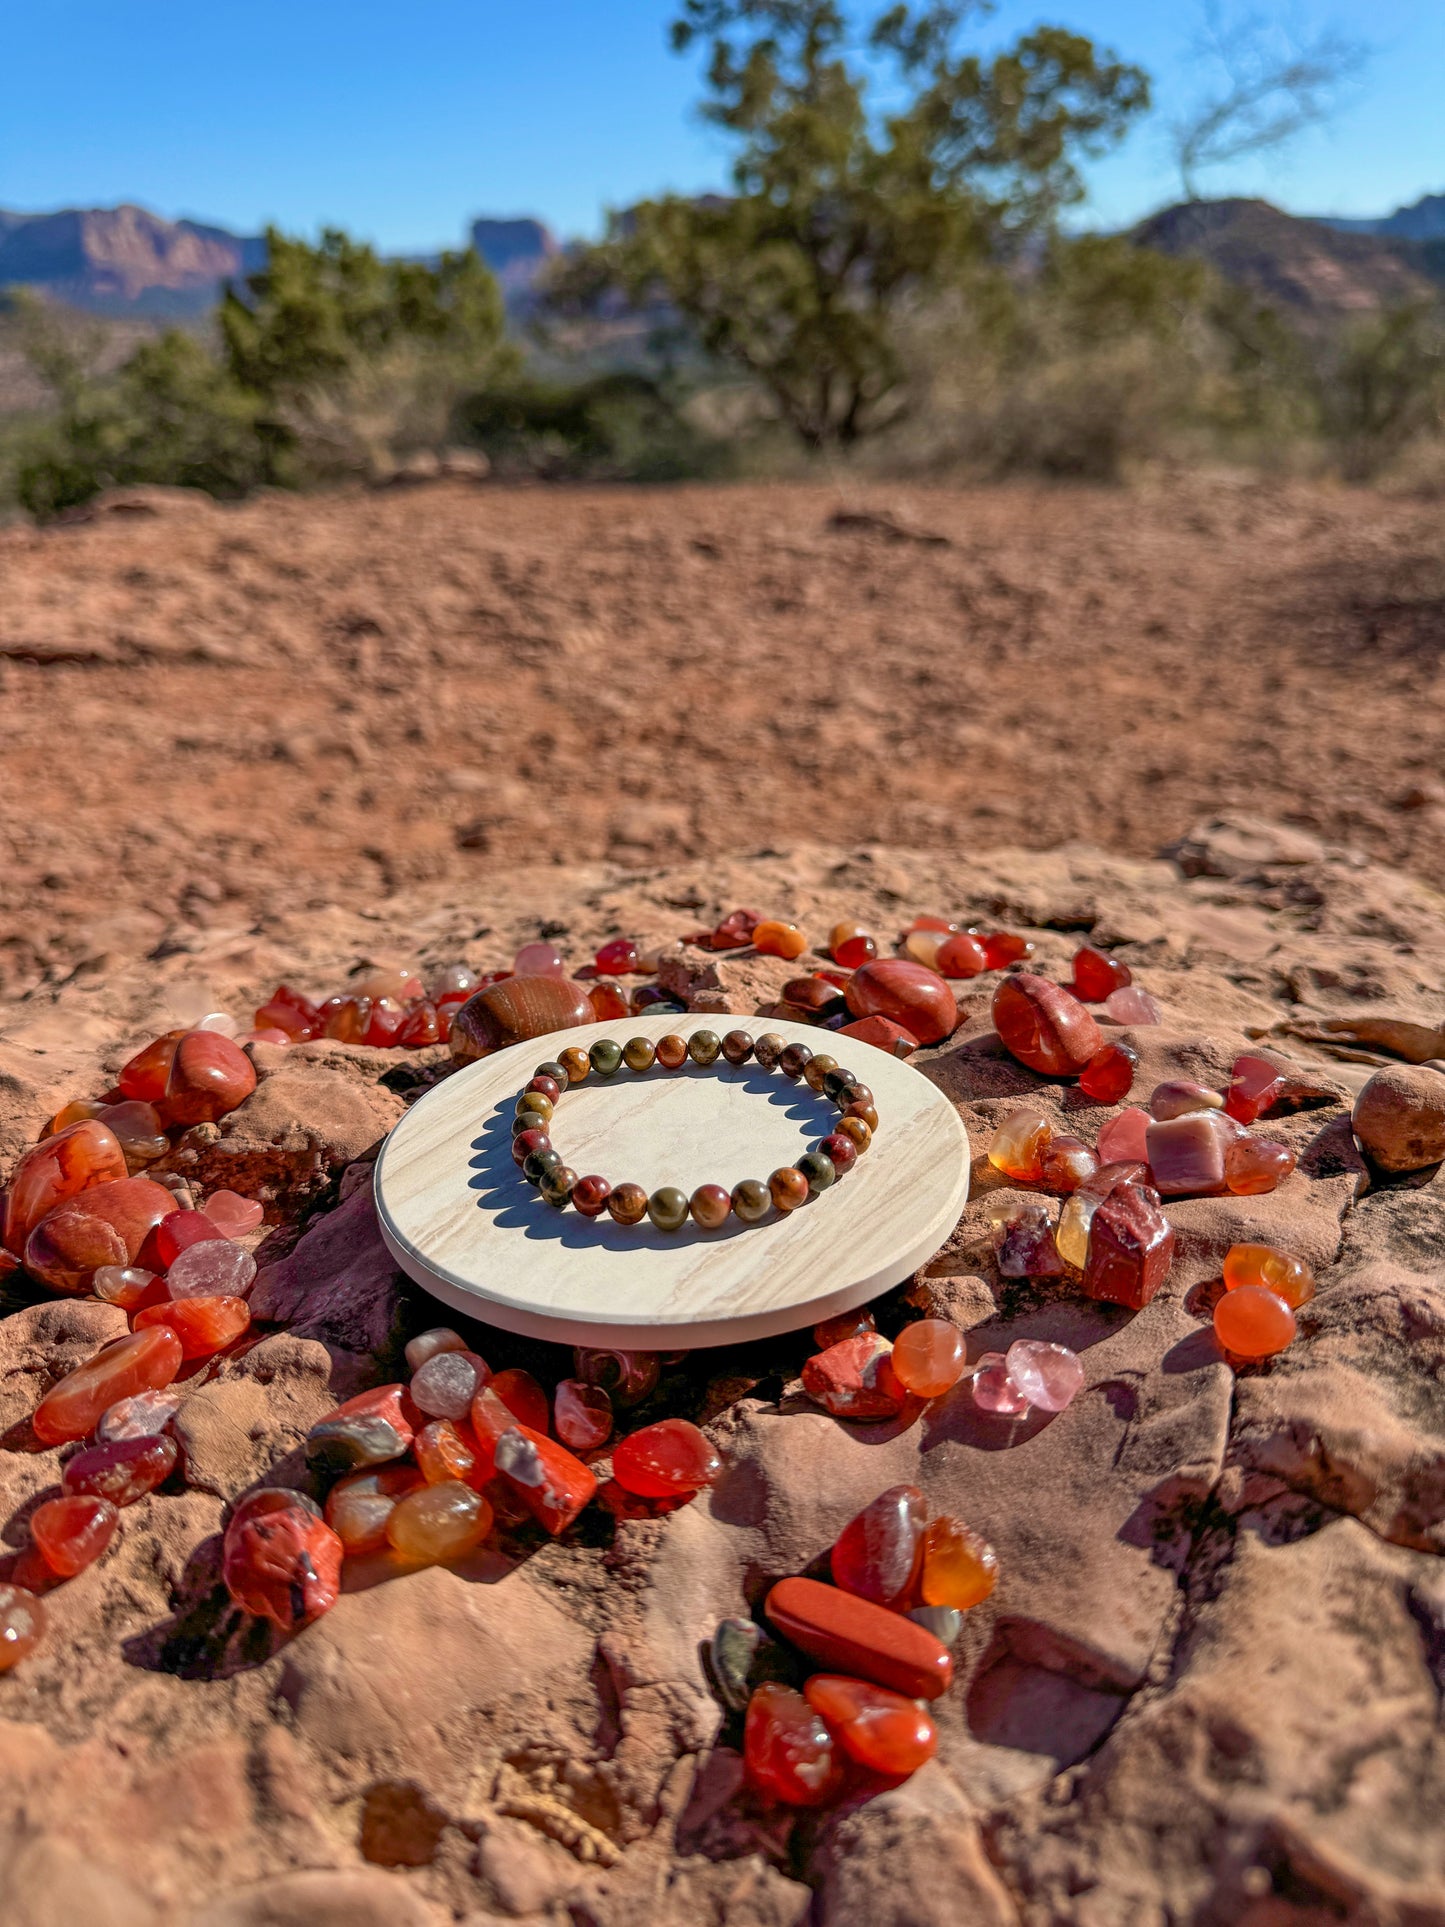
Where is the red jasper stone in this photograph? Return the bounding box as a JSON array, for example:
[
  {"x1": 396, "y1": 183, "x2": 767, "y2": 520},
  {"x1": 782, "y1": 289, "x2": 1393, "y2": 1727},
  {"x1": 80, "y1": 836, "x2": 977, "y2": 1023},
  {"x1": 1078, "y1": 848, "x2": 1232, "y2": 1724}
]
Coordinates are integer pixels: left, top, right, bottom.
[
  {"x1": 570, "y1": 1174, "x2": 613, "y2": 1218},
  {"x1": 134, "y1": 1295, "x2": 251, "y2": 1358},
  {"x1": 845, "y1": 959, "x2": 958, "y2": 1046},
  {"x1": 837, "y1": 1015, "x2": 919, "y2": 1058},
  {"x1": 62, "y1": 1433, "x2": 177, "y2": 1506},
  {"x1": 3, "y1": 1120, "x2": 129, "y2": 1257},
  {"x1": 820, "y1": 1131, "x2": 857, "y2": 1173},
  {"x1": 612, "y1": 1418, "x2": 721, "y2": 1497},
  {"x1": 1082, "y1": 1184, "x2": 1175, "y2": 1309},
  {"x1": 1224, "y1": 1053, "x2": 1287, "y2": 1125},
  {"x1": 1079, "y1": 1041, "x2": 1138, "y2": 1104},
  {"x1": 595, "y1": 938, "x2": 640, "y2": 974},
  {"x1": 745, "y1": 1682, "x2": 844, "y2": 1807},
  {"x1": 765, "y1": 1575, "x2": 953, "y2": 1699},
  {"x1": 324, "y1": 1382, "x2": 419, "y2": 1449},
  {"x1": 33, "y1": 1328, "x2": 184, "y2": 1445},
  {"x1": 31, "y1": 1494, "x2": 119, "y2": 1576},
  {"x1": 830, "y1": 1483, "x2": 927, "y2": 1607},
  {"x1": 935, "y1": 932, "x2": 988, "y2": 978},
  {"x1": 153, "y1": 1209, "x2": 227, "y2": 1269},
  {"x1": 492, "y1": 1425, "x2": 597, "y2": 1534},
  {"x1": 488, "y1": 1368, "x2": 551, "y2": 1434},
  {"x1": 992, "y1": 974, "x2": 1102, "y2": 1077},
  {"x1": 253, "y1": 986, "x2": 322, "y2": 1040},
  {"x1": 805, "y1": 1673, "x2": 938, "y2": 1776},
  {"x1": 511, "y1": 1127, "x2": 551, "y2": 1168},
  {"x1": 162, "y1": 1030, "x2": 257, "y2": 1126},
  {"x1": 222, "y1": 1489, "x2": 343, "y2": 1630},
  {"x1": 802, "y1": 1334, "x2": 905, "y2": 1419},
  {"x1": 1071, "y1": 945, "x2": 1133, "y2": 1002},
  {"x1": 980, "y1": 932, "x2": 1034, "y2": 969},
  {"x1": 450, "y1": 976, "x2": 593, "y2": 1063},
  {"x1": 24, "y1": 1178, "x2": 179, "y2": 1295}
]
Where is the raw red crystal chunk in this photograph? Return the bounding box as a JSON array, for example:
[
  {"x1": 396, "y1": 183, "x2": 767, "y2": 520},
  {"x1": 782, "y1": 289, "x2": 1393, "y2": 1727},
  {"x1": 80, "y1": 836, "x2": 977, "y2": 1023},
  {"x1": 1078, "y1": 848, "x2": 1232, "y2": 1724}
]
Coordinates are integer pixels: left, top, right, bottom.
[
  {"x1": 612, "y1": 1418, "x2": 721, "y2": 1497},
  {"x1": 765, "y1": 1575, "x2": 953, "y2": 1699},
  {"x1": 745, "y1": 1681, "x2": 844, "y2": 1807},
  {"x1": 492, "y1": 1425, "x2": 597, "y2": 1533},
  {"x1": 33, "y1": 1327, "x2": 184, "y2": 1445},
  {"x1": 162, "y1": 1030, "x2": 257, "y2": 1126},
  {"x1": 1078, "y1": 1042, "x2": 1138, "y2": 1105},
  {"x1": 830, "y1": 1483, "x2": 927, "y2": 1607},
  {"x1": 134, "y1": 1295, "x2": 251, "y2": 1358},
  {"x1": 1214, "y1": 1284, "x2": 1296, "y2": 1359},
  {"x1": 222, "y1": 1489, "x2": 344, "y2": 1630},
  {"x1": 31, "y1": 1494, "x2": 119, "y2": 1576},
  {"x1": 992, "y1": 975, "x2": 1102, "y2": 1077},
  {"x1": 845, "y1": 959, "x2": 958, "y2": 1046},
  {"x1": 1081, "y1": 1184, "x2": 1175, "y2": 1309},
  {"x1": 804, "y1": 1674, "x2": 938, "y2": 1776},
  {"x1": 0, "y1": 1586, "x2": 46, "y2": 1671},
  {"x1": 24, "y1": 1176, "x2": 178, "y2": 1295},
  {"x1": 62, "y1": 1433, "x2": 178, "y2": 1506},
  {"x1": 801, "y1": 1333, "x2": 905, "y2": 1419},
  {"x1": 1071, "y1": 945, "x2": 1132, "y2": 1002},
  {"x1": 3, "y1": 1120, "x2": 129, "y2": 1256},
  {"x1": 1224, "y1": 1053, "x2": 1286, "y2": 1125}
]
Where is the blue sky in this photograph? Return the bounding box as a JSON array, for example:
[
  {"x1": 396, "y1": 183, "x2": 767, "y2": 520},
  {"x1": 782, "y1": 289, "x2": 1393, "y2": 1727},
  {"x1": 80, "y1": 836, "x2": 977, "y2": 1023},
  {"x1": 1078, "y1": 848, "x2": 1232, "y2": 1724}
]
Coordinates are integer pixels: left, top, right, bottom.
[{"x1": 1, "y1": 2, "x2": 1439, "y2": 247}]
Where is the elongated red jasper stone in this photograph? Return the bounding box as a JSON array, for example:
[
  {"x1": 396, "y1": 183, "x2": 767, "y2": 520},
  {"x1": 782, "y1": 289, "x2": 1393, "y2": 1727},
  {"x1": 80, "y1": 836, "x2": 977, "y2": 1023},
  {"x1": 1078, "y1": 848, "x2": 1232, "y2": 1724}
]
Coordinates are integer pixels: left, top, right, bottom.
[
  {"x1": 844, "y1": 960, "x2": 958, "y2": 1046},
  {"x1": 492, "y1": 1425, "x2": 597, "y2": 1534},
  {"x1": 24, "y1": 1177, "x2": 179, "y2": 1294},
  {"x1": 765, "y1": 1575, "x2": 954, "y2": 1699},
  {"x1": 992, "y1": 975, "x2": 1102, "y2": 1076},
  {"x1": 3, "y1": 1121, "x2": 129, "y2": 1257},
  {"x1": 33, "y1": 1328, "x2": 184, "y2": 1445}
]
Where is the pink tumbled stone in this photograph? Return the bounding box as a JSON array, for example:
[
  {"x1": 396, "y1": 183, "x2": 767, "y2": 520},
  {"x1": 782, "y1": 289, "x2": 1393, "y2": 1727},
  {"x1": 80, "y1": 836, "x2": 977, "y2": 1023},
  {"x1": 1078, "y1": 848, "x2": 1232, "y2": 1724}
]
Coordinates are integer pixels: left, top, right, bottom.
[
  {"x1": 513, "y1": 941, "x2": 566, "y2": 978},
  {"x1": 96, "y1": 1388, "x2": 184, "y2": 1444},
  {"x1": 202, "y1": 1190, "x2": 264, "y2": 1237},
  {"x1": 1101, "y1": 987, "x2": 1162, "y2": 1026},
  {"x1": 1145, "y1": 1112, "x2": 1236, "y2": 1197},
  {"x1": 972, "y1": 1353, "x2": 1031, "y2": 1416},
  {"x1": 166, "y1": 1238, "x2": 257, "y2": 1300},
  {"x1": 1148, "y1": 1080, "x2": 1223, "y2": 1121},
  {"x1": 1005, "y1": 1340, "x2": 1084, "y2": 1413},
  {"x1": 1096, "y1": 1107, "x2": 1152, "y2": 1165}
]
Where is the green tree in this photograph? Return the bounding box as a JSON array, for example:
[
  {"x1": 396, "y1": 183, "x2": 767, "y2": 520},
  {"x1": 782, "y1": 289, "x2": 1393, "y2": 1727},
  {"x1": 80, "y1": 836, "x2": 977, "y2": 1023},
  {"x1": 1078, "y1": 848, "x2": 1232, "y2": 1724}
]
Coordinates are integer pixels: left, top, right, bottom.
[{"x1": 553, "y1": 1, "x2": 1149, "y2": 446}]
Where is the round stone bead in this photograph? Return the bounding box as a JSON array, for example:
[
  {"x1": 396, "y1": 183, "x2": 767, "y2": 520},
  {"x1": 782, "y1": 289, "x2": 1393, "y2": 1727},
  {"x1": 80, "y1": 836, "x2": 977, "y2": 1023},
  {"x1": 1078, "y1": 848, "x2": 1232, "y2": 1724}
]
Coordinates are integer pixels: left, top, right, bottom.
[
  {"x1": 821, "y1": 1067, "x2": 857, "y2": 1102},
  {"x1": 820, "y1": 1132, "x2": 857, "y2": 1173},
  {"x1": 750, "y1": 1032, "x2": 784, "y2": 1071},
  {"x1": 655, "y1": 1033, "x2": 689, "y2": 1070},
  {"x1": 778, "y1": 1043, "x2": 813, "y2": 1081},
  {"x1": 721, "y1": 1030, "x2": 754, "y2": 1065},
  {"x1": 535, "y1": 1059, "x2": 569, "y2": 1089},
  {"x1": 845, "y1": 1099, "x2": 879, "y2": 1131},
  {"x1": 523, "y1": 1147, "x2": 563, "y2": 1186},
  {"x1": 837, "y1": 1115, "x2": 872, "y2": 1153},
  {"x1": 769, "y1": 1167, "x2": 810, "y2": 1212},
  {"x1": 690, "y1": 1184, "x2": 732, "y2": 1230},
  {"x1": 607, "y1": 1182, "x2": 649, "y2": 1226},
  {"x1": 623, "y1": 1036, "x2": 657, "y2": 1072},
  {"x1": 540, "y1": 1165, "x2": 578, "y2": 1209},
  {"x1": 513, "y1": 1108, "x2": 551, "y2": 1138},
  {"x1": 798, "y1": 1151, "x2": 836, "y2": 1194},
  {"x1": 892, "y1": 1319, "x2": 967, "y2": 1397},
  {"x1": 511, "y1": 1127, "x2": 551, "y2": 1168},
  {"x1": 688, "y1": 1030, "x2": 722, "y2": 1066},
  {"x1": 647, "y1": 1187, "x2": 690, "y2": 1233},
  {"x1": 731, "y1": 1178, "x2": 771, "y2": 1223},
  {"x1": 589, "y1": 1038, "x2": 623, "y2": 1077},
  {"x1": 836, "y1": 1081, "x2": 872, "y2": 1111},
  {"x1": 515, "y1": 1090, "x2": 554, "y2": 1122},
  {"x1": 526, "y1": 1074, "x2": 561, "y2": 1104},
  {"x1": 571, "y1": 1175, "x2": 613, "y2": 1218},
  {"x1": 557, "y1": 1050, "x2": 589, "y2": 1089},
  {"x1": 803, "y1": 1053, "x2": 839, "y2": 1093}
]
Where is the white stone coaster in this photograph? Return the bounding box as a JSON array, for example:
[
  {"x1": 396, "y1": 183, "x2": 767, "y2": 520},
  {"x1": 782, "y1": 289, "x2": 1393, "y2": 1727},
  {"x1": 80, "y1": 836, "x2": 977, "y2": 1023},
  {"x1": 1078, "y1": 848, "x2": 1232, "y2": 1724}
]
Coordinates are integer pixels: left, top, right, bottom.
[{"x1": 374, "y1": 1013, "x2": 969, "y2": 1348}]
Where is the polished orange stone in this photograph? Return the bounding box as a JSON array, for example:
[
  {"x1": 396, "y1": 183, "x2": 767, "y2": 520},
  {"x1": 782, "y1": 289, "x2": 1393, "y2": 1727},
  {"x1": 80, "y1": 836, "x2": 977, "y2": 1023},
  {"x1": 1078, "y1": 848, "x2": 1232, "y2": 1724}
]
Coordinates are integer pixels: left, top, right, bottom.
[
  {"x1": 223, "y1": 1489, "x2": 344, "y2": 1629},
  {"x1": 805, "y1": 1673, "x2": 938, "y2": 1776},
  {"x1": 252, "y1": 987, "x2": 321, "y2": 1041},
  {"x1": 415, "y1": 1418, "x2": 479, "y2": 1485},
  {"x1": 92, "y1": 1264, "x2": 166, "y2": 1311},
  {"x1": 32, "y1": 1327, "x2": 184, "y2": 1445},
  {"x1": 845, "y1": 959, "x2": 958, "y2": 1046},
  {"x1": 1081, "y1": 1184, "x2": 1175, "y2": 1310},
  {"x1": 3, "y1": 1121, "x2": 129, "y2": 1258},
  {"x1": 891, "y1": 1319, "x2": 968, "y2": 1398},
  {"x1": 450, "y1": 976, "x2": 594, "y2": 1062},
  {"x1": 802, "y1": 1333, "x2": 906, "y2": 1419},
  {"x1": 1224, "y1": 1053, "x2": 1286, "y2": 1125},
  {"x1": 24, "y1": 1176, "x2": 179, "y2": 1294},
  {"x1": 153, "y1": 1208, "x2": 227, "y2": 1268},
  {"x1": 319, "y1": 994, "x2": 371, "y2": 1044},
  {"x1": 0, "y1": 1585, "x2": 46, "y2": 1671},
  {"x1": 488, "y1": 1368, "x2": 551, "y2": 1433},
  {"x1": 903, "y1": 930, "x2": 945, "y2": 968},
  {"x1": 765, "y1": 1575, "x2": 953, "y2": 1699},
  {"x1": 325, "y1": 1464, "x2": 424, "y2": 1553},
  {"x1": 492, "y1": 1425, "x2": 597, "y2": 1534},
  {"x1": 1224, "y1": 1137, "x2": 1296, "y2": 1195},
  {"x1": 745, "y1": 1681, "x2": 844, "y2": 1807},
  {"x1": 935, "y1": 932, "x2": 988, "y2": 978},
  {"x1": 588, "y1": 981, "x2": 630, "y2": 1022},
  {"x1": 830, "y1": 1483, "x2": 927, "y2": 1606},
  {"x1": 1039, "y1": 1133, "x2": 1099, "y2": 1194},
  {"x1": 612, "y1": 1418, "x2": 721, "y2": 1497},
  {"x1": 920, "y1": 1516, "x2": 999, "y2": 1610},
  {"x1": 980, "y1": 932, "x2": 1034, "y2": 969},
  {"x1": 1222, "y1": 1243, "x2": 1315, "y2": 1308},
  {"x1": 988, "y1": 1106, "x2": 1052, "y2": 1182},
  {"x1": 992, "y1": 974, "x2": 1102, "y2": 1076},
  {"x1": 386, "y1": 1481, "x2": 493, "y2": 1562},
  {"x1": 554, "y1": 1378, "x2": 613, "y2": 1450},
  {"x1": 31, "y1": 1494, "x2": 119, "y2": 1576},
  {"x1": 753, "y1": 920, "x2": 807, "y2": 960},
  {"x1": 162, "y1": 1030, "x2": 257, "y2": 1126},
  {"x1": 1071, "y1": 945, "x2": 1132, "y2": 1002},
  {"x1": 1078, "y1": 1042, "x2": 1138, "y2": 1104},
  {"x1": 596, "y1": 937, "x2": 641, "y2": 974},
  {"x1": 117, "y1": 1030, "x2": 186, "y2": 1102},
  {"x1": 62, "y1": 1433, "x2": 177, "y2": 1506},
  {"x1": 1214, "y1": 1284, "x2": 1296, "y2": 1358},
  {"x1": 830, "y1": 922, "x2": 878, "y2": 969},
  {"x1": 134, "y1": 1294, "x2": 251, "y2": 1358}
]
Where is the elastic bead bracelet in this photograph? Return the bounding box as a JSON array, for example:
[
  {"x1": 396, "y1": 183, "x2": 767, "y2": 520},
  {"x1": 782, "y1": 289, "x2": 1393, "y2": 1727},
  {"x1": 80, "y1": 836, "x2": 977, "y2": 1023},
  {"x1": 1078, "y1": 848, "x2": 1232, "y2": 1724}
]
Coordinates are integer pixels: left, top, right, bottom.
[{"x1": 508, "y1": 1030, "x2": 878, "y2": 1231}]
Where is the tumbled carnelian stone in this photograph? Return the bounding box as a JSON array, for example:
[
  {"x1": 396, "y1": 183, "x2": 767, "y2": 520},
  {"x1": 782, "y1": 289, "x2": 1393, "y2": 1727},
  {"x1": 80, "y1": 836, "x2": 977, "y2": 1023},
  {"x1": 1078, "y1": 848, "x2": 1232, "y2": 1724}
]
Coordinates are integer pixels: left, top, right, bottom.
[
  {"x1": 252, "y1": 987, "x2": 321, "y2": 1040},
  {"x1": 1095, "y1": 1107, "x2": 1152, "y2": 1165},
  {"x1": 493, "y1": 1425, "x2": 598, "y2": 1534},
  {"x1": 588, "y1": 982, "x2": 630, "y2": 1022},
  {"x1": 0, "y1": 1585, "x2": 46, "y2": 1671},
  {"x1": 134, "y1": 1294, "x2": 251, "y2": 1358},
  {"x1": 1224, "y1": 1137, "x2": 1296, "y2": 1195},
  {"x1": 935, "y1": 932, "x2": 988, "y2": 978},
  {"x1": 981, "y1": 931, "x2": 1034, "y2": 969},
  {"x1": 1214, "y1": 1284, "x2": 1296, "y2": 1358},
  {"x1": 745, "y1": 1681, "x2": 844, "y2": 1807},
  {"x1": 891, "y1": 1320, "x2": 967, "y2": 1398},
  {"x1": 162, "y1": 1030, "x2": 257, "y2": 1126},
  {"x1": 1224, "y1": 1053, "x2": 1286, "y2": 1125},
  {"x1": 830, "y1": 1483, "x2": 928, "y2": 1607},
  {"x1": 62, "y1": 1432, "x2": 177, "y2": 1506},
  {"x1": 753, "y1": 920, "x2": 807, "y2": 960},
  {"x1": 386, "y1": 1481, "x2": 493, "y2": 1562},
  {"x1": 1071, "y1": 945, "x2": 1132, "y2": 1002},
  {"x1": 845, "y1": 959, "x2": 958, "y2": 1046},
  {"x1": 920, "y1": 1516, "x2": 999, "y2": 1610},
  {"x1": 804, "y1": 1673, "x2": 938, "y2": 1776},
  {"x1": 988, "y1": 1106, "x2": 1052, "y2": 1182},
  {"x1": 118, "y1": 1030, "x2": 186, "y2": 1103},
  {"x1": 992, "y1": 974, "x2": 1102, "y2": 1077},
  {"x1": 1039, "y1": 1134, "x2": 1099, "y2": 1194},
  {"x1": 25, "y1": 1176, "x2": 179, "y2": 1294},
  {"x1": 325, "y1": 1382, "x2": 420, "y2": 1449},
  {"x1": 1222, "y1": 1244, "x2": 1315, "y2": 1308},
  {"x1": 612, "y1": 1418, "x2": 721, "y2": 1497},
  {"x1": 325, "y1": 1464, "x2": 424, "y2": 1553},
  {"x1": 223, "y1": 1489, "x2": 343, "y2": 1629},
  {"x1": 31, "y1": 1494, "x2": 119, "y2": 1576},
  {"x1": 488, "y1": 1368, "x2": 551, "y2": 1434},
  {"x1": 765, "y1": 1575, "x2": 953, "y2": 1699},
  {"x1": 33, "y1": 1327, "x2": 184, "y2": 1445},
  {"x1": 415, "y1": 1418, "x2": 479, "y2": 1486},
  {"x1": 2, "y1": 1121, "x2": 130, "y2": 1257},
  {"x1": 801, "y1": 1333, "x2": 905, "y2": 1419},
  {"x1": 1078, "y1": 1042, "x2": 1138, "y2": 1105},
  {"x1": 832, "y1": 931, "x2": 878, "y2": 970}
]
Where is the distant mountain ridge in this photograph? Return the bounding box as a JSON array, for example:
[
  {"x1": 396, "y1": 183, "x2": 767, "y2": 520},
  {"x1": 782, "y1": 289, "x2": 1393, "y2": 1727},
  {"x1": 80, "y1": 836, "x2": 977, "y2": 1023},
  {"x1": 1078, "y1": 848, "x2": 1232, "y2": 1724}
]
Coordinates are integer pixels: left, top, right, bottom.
[{"x1": 1319, "y1": 191, "x2": 1445, "y2": 242}]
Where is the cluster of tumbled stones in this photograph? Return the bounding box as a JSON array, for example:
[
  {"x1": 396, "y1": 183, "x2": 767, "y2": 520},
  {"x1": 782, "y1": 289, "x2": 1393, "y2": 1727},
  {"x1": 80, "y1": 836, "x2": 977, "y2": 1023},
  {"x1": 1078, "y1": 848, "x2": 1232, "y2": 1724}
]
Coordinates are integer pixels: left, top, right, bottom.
[{"x1": 510, "y1": 1029, "x2": 879, "y2": 1231}]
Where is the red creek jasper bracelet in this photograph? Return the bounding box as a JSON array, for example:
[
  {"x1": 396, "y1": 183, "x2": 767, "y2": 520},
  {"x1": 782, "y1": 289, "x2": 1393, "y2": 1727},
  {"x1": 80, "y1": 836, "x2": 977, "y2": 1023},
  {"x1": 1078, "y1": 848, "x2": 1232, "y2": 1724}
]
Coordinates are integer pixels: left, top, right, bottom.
[{"x1": 508, "y1": 1029, "x2": 878, "y2": 1231}]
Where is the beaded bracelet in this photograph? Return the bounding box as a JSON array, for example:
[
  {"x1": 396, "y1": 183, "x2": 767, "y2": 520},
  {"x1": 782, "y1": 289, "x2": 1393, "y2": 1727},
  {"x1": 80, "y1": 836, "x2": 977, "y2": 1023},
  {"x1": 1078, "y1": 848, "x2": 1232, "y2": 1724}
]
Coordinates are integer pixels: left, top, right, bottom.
[{"x1": 508, "y1": 1029, "x2": 878, "y2": 1231}]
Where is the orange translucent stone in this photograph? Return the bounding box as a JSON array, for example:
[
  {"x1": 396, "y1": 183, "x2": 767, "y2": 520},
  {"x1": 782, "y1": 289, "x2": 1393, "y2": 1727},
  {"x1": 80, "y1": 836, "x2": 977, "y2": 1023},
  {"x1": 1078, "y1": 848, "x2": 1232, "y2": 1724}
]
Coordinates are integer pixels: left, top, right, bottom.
[
  {"x1": 33, "y1": 1327, "x2": 184, "y2": 1445},
  {"x1": 920, "y1": 1516, "x2": 999, "y2": 1610},
  {"x1": 991, "y1": 975, "x2": 1102, "y2": 1077},
  {"x1": 415, "y1": 1418, "x2": 479, "y2": 1485},
  {"x1": 223, "y1": 1489, "x2": 343, "y2": 1629},
  {"x1": 745, "y1": 1681, "x2": 844, "y2": 1807},
  {"x1": 830, "y1": 1483, "x2": 927, "y2": 1606},
  {"x1": 1222, "y1": 1244, "x2": 1315, "y2": 1308},
  {"x1": 24, "y1": 1176, "x2": 179, "y2": 1295},
  {"x1": 2, "y1": 1120, "x2": 129, "y2": 1257},
  {"x1": 0, "y1": 1585, "x2": 46, "y2": 1671},
  {"x1": 1214, "y1": 1284, "x2": 1297, "y2": 1358},
  {"x1": 386, "y1": 1481, "x2": 493, "y2": 1562},
  {"x1": 1071, "y1": 945, "x2": 1132, "y2": 1002},
  {"x1": 325, "y1": 1463, "x2": 423, "y2": 1552},
  {"x1": 162, "y1": 1030, "x2": 257, "y2": 1126},
  {"x1": 252, "y1": 987, "x2": 321, "y2": 1040},
  {"x1": 1039, "y1": 1133, "x2": 1099, "y2": 1194},
  {"x1": 488, "y1": 1367, "x2": 551, "y2": 1433},
  {"x1": 830, "y1": 923, "x2": 877, "y2": 969},
  {"x1": 935, "y1": 932, "x2": 988, "y2": 978},
  {"x1": 1224, "y1": 1053, "x2": 1286, "y2": 1125},
  {"x1": 891, "y1": 1320, "x2": 968, "y2": 1398},
  {"x1": 554, "y1": 1378, "x2": 613, "y2": 1451},
  {"x1": 134, "y1": 1294, "x2": 251, "y2": 1358},
  {"x1": 753, "y1": 920, "x2": 807, "y2": 960},
  {"x1": 987, "y1": 1106, "x2": 1052, "y2": 1182},
  {"x1": 980, "y1": 932, "x2": 1034, "y2": 969},
  {"x1": 588, "y1": 981, "x2": 630, "y2": 1022},
  {"x1": 117, "y1": 1029, "x2": 186, "y2": 1102},
  {"x1": 31, "y1": 1494, "x2": 119, "y2": 1576},
  {"x1": 903, "y1": 930, "x2": 945, "y2": 968},
  {"x1": 493, "y1": 1425, "x2": 597, "y2": 1534},
  {"x1": 1078, "y1": 1042, "x2": 1138, "y2": 1104},
  {"x1": 612, "y1": 1418, "x2": 721, "y2": 1496},
  {"x1": 804, "y1": 1674, "x2": 938, "y2": 1776},
  {"x1": 1224, "y1": 1137, "x2": 1296, "y2": 1195}
]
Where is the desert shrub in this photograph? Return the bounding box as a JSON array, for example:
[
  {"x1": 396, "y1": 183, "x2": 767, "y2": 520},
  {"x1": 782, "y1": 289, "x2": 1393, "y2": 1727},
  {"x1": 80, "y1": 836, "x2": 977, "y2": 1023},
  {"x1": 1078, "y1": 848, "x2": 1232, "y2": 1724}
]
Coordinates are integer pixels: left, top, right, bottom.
[
  {"x1": 450, "y1": 370, "x2": 724, "y2": 480},
  {"x1": 1313, "y1": 301, "x2": 1445, "y2": 482}
]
